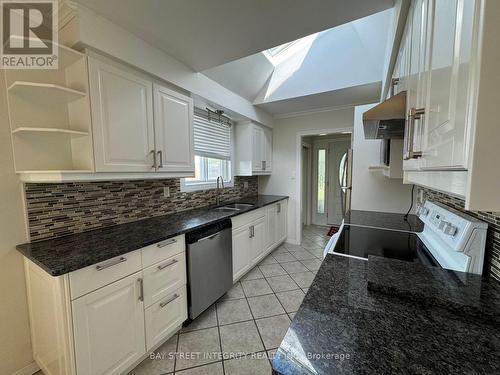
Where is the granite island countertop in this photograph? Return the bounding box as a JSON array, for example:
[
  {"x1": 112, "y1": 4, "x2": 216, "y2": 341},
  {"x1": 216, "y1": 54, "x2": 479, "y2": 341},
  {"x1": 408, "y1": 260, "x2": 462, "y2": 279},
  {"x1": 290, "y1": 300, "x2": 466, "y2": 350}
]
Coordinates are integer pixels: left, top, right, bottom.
[
  {"x1": 272, "y1": 254, "x2": 500, "y2": 375},
  {"x1": 344, "y1": 210, "x2": 424, "y2": 232},
  {"x1": 17, "y1": 195, "x2": 288, "y2": 276}
]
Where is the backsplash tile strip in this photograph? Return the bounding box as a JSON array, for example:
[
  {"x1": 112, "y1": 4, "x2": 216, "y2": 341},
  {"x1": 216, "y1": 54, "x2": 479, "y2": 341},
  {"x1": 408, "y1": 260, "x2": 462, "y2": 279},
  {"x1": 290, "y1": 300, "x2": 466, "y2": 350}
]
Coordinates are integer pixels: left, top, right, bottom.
[
  {"x1": 25, "y1": 176, "x2": 257, "y2": 241},
  {"x1": 418, "y1": 187, "x2": 500, "y2": 283}
]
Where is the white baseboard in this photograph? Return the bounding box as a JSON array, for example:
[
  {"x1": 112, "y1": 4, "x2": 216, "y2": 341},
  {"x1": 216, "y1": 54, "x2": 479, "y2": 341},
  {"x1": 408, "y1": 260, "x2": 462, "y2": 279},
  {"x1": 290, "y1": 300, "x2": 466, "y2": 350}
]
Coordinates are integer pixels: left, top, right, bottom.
[{"x1": 11, "y1": 362, "x2": 40, "y2": 375}]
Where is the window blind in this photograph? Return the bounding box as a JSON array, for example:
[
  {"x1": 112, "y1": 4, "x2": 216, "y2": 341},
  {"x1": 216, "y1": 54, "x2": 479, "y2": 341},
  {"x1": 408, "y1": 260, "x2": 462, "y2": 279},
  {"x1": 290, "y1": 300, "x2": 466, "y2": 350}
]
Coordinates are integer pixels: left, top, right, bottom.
[{"x1": 193, "y1": 109, "x2": 231, "y2": 160}]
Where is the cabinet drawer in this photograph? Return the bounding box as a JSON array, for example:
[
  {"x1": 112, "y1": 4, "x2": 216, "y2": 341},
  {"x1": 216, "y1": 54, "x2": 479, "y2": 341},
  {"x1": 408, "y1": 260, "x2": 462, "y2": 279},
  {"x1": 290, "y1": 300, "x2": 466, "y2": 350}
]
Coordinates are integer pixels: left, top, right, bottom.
[
  {"x1": 143, "y1": 252, "x2": 187, "y2": 307},
  {"x1": 145, "y1": 285, "x2": 187, "y2": 351},
  {"x1": 231, "y1": 207, "x2": 265, "y2": 230},
  {"x1": 69, "y1": 250, "x2": 142, "y2": 300},
  {"x1": 142, "y1": 234, "x2": 185, "y2": 268}
]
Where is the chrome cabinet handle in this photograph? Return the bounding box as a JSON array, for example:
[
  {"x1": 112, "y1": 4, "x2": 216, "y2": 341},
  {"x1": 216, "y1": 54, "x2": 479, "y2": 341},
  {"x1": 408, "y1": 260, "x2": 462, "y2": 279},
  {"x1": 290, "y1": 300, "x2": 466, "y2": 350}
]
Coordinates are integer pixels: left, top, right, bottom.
[
  {"x1": 160, "y1": 293, "x2": 179, "y2": 308},
  {"x1": 404, "y1": 107, "x2": 425, "y2": 160},
  {"x1": 157, "y1": 258, "x2": 178, "y2": 270},
  {"x1": 277, "y1": 203, "x2": 281, "y2": 213},
  {"x1": 157, "y1": 150, "x2": 163, "y2": 168},
  {"x1": 262, "y1": 161, "x2": 266, "y2": 170},
  {"x1": 151, "y1": 150, "x2": 157, "y2": 169},
  {"x1": 249, "y1": 226, "x2": 252, "y2": 238},
  {"x1": 251, "y1": 226, "x2": 255, "y2": 238},
  {"x1": 95, "y1": 256, "x2": 127, "y2": 271},
  {"x1": 138, "y1": 278, "x2": 144, "y2": 302},
  {"x1": 157, "y1": 238, "x2": 177, "y2": 248}
]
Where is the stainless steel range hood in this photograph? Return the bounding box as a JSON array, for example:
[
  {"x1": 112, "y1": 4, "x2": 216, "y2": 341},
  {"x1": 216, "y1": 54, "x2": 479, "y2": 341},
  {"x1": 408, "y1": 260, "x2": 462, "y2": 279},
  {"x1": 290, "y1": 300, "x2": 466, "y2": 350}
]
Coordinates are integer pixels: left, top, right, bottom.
[{"x1": 363, "y1": 91, "x2": 406, "y2": 139}]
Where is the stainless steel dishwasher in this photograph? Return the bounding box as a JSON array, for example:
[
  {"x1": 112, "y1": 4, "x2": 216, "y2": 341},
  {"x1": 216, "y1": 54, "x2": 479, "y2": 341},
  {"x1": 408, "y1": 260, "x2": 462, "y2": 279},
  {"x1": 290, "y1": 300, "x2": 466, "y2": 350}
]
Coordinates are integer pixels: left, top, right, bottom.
[{"x1": 185, "y1": 219, "x2": 233, "y2": 319}]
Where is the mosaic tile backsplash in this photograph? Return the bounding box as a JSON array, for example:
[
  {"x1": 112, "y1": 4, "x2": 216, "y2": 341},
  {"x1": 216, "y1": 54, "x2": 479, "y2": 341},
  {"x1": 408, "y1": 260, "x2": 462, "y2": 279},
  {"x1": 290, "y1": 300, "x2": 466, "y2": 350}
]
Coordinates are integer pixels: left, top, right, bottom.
[
  {"x1": 25, "y1": 176, "x2": 257, "y2": 241},
  {"x1": 418, "y1": 187, "x2": 500, "y2": 283}
]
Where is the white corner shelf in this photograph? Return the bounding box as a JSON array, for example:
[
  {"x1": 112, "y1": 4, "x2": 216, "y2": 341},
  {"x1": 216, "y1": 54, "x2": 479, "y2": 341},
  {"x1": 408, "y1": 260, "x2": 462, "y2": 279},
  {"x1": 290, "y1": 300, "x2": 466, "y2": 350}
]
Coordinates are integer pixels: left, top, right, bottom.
[
  {"x1": 8, "y1": 81, "x2": 86, "y2": 103},
  {"x1": 12, "y1": 127, "x2": 89, "y2": 137}
]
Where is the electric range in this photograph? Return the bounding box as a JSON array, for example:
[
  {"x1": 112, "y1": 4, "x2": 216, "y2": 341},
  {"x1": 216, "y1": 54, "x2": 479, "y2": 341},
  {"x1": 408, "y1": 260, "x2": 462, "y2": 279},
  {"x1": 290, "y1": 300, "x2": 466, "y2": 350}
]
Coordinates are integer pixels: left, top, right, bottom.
[{"x1": 325, "y1": 201, "x2": 488, "y2": 274}]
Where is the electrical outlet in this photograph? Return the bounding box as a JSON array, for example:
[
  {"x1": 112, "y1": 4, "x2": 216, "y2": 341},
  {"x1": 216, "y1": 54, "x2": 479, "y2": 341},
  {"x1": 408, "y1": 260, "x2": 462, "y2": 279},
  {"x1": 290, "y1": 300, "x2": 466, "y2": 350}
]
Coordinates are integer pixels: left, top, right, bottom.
[
  {"x1": 244, "y1": 181, "x2": 249, "y2": 189},
  {"x1": 163, "y1": 186, "x2": 170, "y2": 198}
]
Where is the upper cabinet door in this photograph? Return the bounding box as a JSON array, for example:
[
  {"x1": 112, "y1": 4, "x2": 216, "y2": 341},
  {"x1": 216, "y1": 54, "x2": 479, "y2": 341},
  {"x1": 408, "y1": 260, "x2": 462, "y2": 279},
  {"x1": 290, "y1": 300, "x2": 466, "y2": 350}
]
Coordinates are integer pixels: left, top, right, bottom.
[
  {"x1": 153, "y1": 84, "x2": 194, "y2": 173},
  {"x1": 422, "y1": 0, "x2": 476, "y2": 169},
  {"x1": 404, "y1": 0, "x2": 429, "y2": 171},
  {"x1": 88, "y1": 58, "x2": 155, "y2": 172},
  {"x1": 263, "y1": 127, "x2": 273, "y2": 172},
  {"x1": 252, "y1": 126, "x2": 263, "y2": 172}
]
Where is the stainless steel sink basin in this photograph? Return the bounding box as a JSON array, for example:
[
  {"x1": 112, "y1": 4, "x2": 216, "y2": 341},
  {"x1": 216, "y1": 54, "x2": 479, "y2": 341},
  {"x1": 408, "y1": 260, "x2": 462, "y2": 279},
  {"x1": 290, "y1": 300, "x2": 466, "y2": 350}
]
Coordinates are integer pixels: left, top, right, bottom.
[
  {"x1": 223, "y1": 203, "x2": 255, "y2": 210},
  {"x1": 213, "y1": 207, "x2": 240, "y2": 212},
  {"x1": 212, "y1": 203, "x2": 254, "y2": 212}
]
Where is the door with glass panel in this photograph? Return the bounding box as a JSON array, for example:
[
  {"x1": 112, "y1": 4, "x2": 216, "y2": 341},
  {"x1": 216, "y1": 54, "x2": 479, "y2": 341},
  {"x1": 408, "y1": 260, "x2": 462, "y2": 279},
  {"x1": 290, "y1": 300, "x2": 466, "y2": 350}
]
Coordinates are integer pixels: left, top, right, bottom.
[{"x1": 327, "y1": 141, "x2": 351, "y2": 225}]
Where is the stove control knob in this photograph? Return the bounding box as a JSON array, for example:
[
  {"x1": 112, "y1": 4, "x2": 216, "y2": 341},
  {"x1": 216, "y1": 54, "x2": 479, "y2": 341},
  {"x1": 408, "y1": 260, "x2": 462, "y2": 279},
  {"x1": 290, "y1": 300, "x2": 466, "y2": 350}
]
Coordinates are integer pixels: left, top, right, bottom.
[{"x1": 442, "y1": 222, "x2": 458, "y2": 237}]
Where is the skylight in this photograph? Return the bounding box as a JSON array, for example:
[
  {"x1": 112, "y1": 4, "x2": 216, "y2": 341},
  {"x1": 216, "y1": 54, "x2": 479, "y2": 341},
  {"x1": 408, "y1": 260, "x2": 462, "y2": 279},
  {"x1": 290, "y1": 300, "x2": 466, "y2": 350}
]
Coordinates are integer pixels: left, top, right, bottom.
[
  {"x1": 267, "y1": 42, "x2": 295, "y2": 57},
  {"x1": 263, "y1": 33, "x2": 319, "y2": 66}
]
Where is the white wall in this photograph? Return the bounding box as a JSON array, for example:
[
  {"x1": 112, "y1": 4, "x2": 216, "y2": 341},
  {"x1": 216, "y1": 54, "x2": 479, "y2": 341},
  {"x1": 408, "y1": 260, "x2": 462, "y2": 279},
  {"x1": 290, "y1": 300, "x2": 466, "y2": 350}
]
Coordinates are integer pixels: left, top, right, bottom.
[
  {"x1": 72, "y1": 5, "x2": 274, "y2": 127},
  {"x1": 259, "y1": 108, "x2": 355, "y2": 244},
  {"x1": 0, "y1": 73, "x2": 34, "y2": 374},
  {"x1": 350, "y1": 104, "x2": 413, "y2": 212}
]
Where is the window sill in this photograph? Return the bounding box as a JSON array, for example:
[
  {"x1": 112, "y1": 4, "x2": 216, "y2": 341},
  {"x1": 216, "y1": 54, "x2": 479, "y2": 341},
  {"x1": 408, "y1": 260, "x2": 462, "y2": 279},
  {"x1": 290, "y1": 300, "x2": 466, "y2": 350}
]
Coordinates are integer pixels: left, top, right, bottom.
[{"x1": 180, "y1": 179, "x2": 234, "y2": 193}]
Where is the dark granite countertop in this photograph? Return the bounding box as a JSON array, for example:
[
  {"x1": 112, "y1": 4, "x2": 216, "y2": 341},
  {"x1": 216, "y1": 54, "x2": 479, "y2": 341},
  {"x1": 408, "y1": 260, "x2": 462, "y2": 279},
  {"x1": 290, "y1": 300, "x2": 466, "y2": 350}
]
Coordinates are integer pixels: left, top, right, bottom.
[
  {"x1": 272, "y1": 255, "x2": 500, "y2": 375},
  {"x1": 344, "y1": 210, "x2": 424, "y2": 232},
  {"x1": 17, "y1": 195, "x2": 288, "y2": 276}
]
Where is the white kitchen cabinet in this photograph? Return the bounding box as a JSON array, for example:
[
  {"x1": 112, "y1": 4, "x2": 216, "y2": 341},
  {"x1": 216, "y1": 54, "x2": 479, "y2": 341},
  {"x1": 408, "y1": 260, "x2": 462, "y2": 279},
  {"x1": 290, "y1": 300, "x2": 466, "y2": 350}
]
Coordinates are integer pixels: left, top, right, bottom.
[
  {"x1": 276, "y1": 200, "x2": 288, "y2": 243},
  {"x1": 403, "y1": 0, "x2": 429, "y2": 171},
  {"x1": 88, "y1": 57, "x2": 155, "y2": 172},
  {"x1": 24, "y1": 236, "x2": 188, "y2": 375},
  {"x1": 420, "y1": 0, "x2": 475, "y2": 169},
  {"x1": 145, "y1": 286, "x2": 187, "y2": 351},
  {"x1": 265, "y1": 204, "x2": 278, "y2": 251},
  {"x1": 232, "y1": 224, "x2": 253, "y2": 281},
  {"x1": 153, "y1": 83, "x2": 194, "y2": 173},
  {"x1": 235, "y1": 121, "x2": 272, "y2": 176},
  {"x1": 250, "y1": 217, "x2": 266, "y2": 264},
  {"x1": 72, "y1": 272, "x2": 146, "y2": 375},
  {"x1": 265, "y1": 200, "x2": 288, "y2": 252},
  {"x1": 394, "y1": 0, "x2": 500, "y2": 210},
  {"x1": 232, "y1": 200, "x2": 287, "y2": 281}
]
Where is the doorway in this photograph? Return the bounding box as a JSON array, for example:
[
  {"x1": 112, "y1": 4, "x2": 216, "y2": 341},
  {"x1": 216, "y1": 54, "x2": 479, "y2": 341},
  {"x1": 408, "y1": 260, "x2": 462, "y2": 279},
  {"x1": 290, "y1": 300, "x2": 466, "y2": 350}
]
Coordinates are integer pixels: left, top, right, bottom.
[
  {"x1": 306, "y1": 135, "x2": 352, "y2": 227},
  {"x1": 296, "y1": 129, "x2": 352, "y2": 244}
]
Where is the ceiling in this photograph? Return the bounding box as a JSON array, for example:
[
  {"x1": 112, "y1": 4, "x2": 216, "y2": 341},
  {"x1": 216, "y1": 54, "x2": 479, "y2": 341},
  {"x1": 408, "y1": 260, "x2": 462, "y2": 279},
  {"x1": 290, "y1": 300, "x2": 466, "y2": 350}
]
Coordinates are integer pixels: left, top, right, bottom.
[
  {"x1": 75, "y1": 0, "x2": 395, "y2": 71},
  {"x1": 256, "y1": 82, "x2": 381, "y2": 116}
]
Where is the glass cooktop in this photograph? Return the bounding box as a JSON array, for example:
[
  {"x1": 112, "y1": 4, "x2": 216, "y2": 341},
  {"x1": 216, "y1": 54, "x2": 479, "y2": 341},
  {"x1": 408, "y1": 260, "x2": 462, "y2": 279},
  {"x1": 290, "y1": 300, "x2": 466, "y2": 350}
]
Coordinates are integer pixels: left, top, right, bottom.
[{"x1": 333, "y1": 225, "x2": 439, "y2": 267}]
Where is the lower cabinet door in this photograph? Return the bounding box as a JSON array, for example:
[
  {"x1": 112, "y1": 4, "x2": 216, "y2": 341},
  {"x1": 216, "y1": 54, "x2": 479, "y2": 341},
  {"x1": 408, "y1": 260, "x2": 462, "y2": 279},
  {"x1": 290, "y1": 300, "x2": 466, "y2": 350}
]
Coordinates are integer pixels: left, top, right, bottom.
[
  {"x1": 277, "y1": 200, "x2": 288, "y2": 243},
  {"x1": 266, "y1": 204, "x2": 278, "y2": 251},
  {"x1": 251, "y1": 218, "x2": 266, "y2": 264},
  {"x1": 72, "y1": 272, "x2": 146, "y2": 375},
  {"x1": 145, "y1": 286, "x2": 187, "y2": 351},
  {"x1": 232, "y1": 225, "x2": 252, "y2": 281}
]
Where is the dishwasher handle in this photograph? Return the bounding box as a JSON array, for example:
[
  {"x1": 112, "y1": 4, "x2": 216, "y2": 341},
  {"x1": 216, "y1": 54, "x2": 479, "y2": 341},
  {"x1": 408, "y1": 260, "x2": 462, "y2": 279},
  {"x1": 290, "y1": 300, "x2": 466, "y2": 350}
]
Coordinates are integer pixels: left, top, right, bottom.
[
  {"x1": 198, "y1": 232, "x2": 221, "y2": 242},
  {"x1": 186, "y1": 219, "x2": 232, "y2": 244}
]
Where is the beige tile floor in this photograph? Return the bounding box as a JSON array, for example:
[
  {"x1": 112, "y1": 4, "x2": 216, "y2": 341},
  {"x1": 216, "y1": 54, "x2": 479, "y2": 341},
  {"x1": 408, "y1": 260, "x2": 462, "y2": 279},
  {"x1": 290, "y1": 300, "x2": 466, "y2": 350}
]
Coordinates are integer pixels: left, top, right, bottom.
[{"x1": 37, "y1": 225, "x2": 330, "y2": 375}]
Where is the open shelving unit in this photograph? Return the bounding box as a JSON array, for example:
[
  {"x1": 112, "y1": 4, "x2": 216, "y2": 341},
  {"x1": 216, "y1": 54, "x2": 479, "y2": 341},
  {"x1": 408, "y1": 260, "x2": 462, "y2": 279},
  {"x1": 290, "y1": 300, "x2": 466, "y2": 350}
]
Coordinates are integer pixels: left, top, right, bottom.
[{"x1": 4, "y1": 43, "x2": 95, "y2": 176}]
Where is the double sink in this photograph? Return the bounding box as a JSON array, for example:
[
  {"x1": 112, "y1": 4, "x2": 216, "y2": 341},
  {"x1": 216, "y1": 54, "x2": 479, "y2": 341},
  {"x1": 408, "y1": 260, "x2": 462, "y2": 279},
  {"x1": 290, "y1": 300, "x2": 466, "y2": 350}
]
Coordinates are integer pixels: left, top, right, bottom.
[{"x1": 213, "y1": 203, "x2": 255, "y2": 212}]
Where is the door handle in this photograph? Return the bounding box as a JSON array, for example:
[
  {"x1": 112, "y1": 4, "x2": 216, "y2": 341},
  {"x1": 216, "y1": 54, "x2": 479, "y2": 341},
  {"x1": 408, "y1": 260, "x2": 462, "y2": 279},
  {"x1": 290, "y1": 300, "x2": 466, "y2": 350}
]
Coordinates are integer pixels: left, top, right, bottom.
[
  {"x1": 151, "y1": 150, "x2": 157, "y2": 169},
  {"x1": 159, "y1": 293, "x2": 179, "y2": 308},
  {"x1": 95, "y1": 256, "x2": 127, "y2": 271},
  {"x1": 404, "y1": 107, "x2": 425, "y2": 160},
  {"x1": 157, "y1": 150, "x2": 163, "y2": 168},
  {"x1": 137, "y1": 278, "x2": 144, "y2": 302},
  {"x1": 157, "y1": 258, "x2": 178, "y2": 270},
  {"x1": 157, "y1": 238, "x2": 177, "y2": 248}
]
